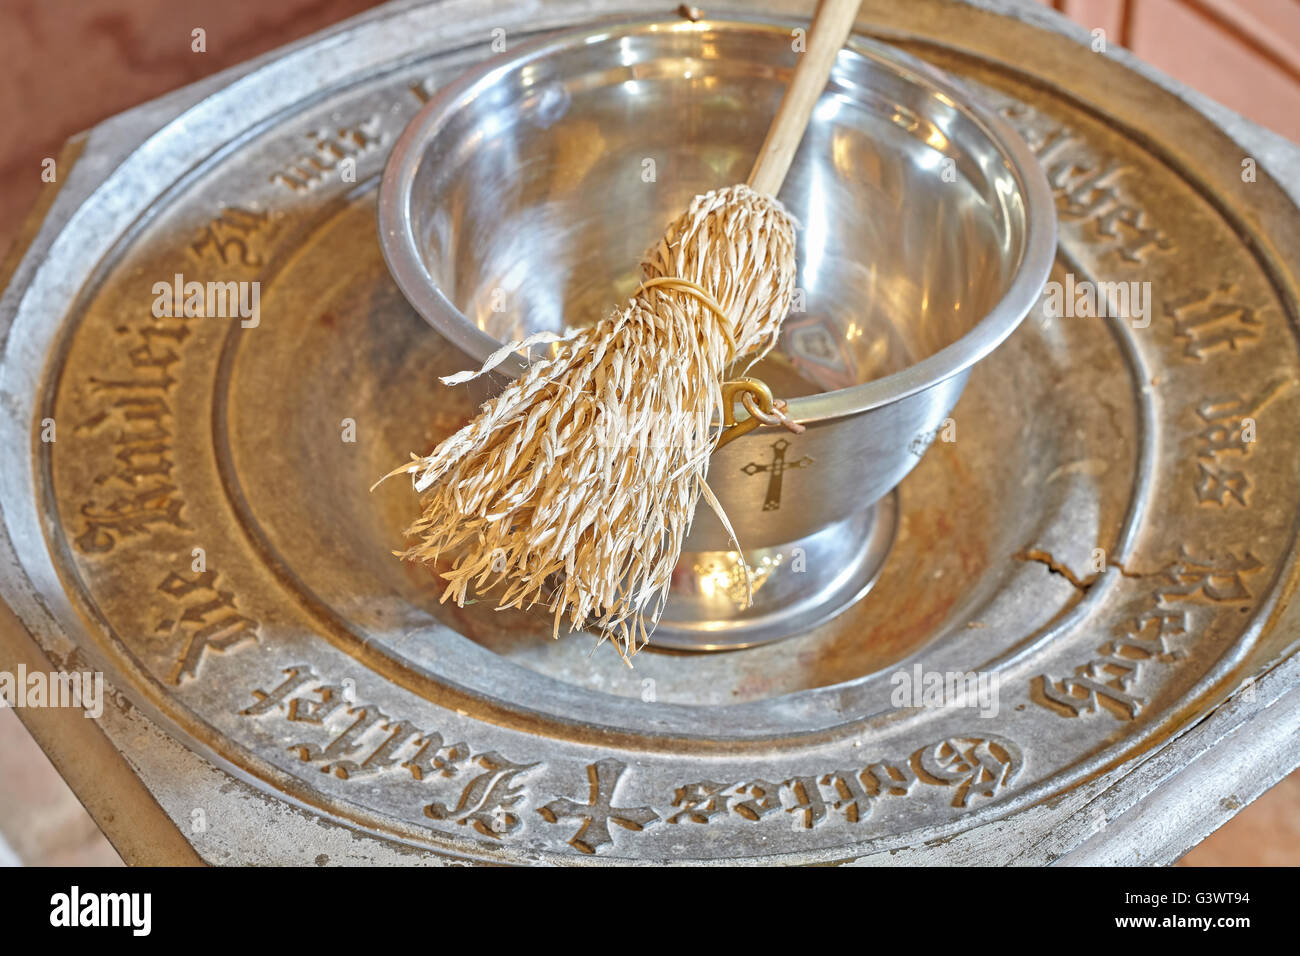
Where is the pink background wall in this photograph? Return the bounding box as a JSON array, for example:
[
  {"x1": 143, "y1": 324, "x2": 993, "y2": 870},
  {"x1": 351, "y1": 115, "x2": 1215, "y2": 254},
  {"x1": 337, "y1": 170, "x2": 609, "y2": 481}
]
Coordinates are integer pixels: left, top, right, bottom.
[{"x1": 1037, "y1": 0, "x2": 1300, "y2": 141}]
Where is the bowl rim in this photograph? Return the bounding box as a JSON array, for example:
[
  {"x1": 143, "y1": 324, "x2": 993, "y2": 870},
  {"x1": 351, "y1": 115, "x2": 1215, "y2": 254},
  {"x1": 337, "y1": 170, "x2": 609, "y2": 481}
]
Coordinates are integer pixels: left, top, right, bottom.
[{"x1": 377, "y1": 15, "x2": 1058, "y2": 424}]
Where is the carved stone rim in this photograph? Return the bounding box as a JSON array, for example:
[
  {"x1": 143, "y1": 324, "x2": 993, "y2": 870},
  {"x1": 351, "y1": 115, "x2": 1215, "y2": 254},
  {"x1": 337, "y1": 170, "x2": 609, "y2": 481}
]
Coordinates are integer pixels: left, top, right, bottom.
[{"x1": 2, "y1": 0, "x2": 1300, "y2": 863}]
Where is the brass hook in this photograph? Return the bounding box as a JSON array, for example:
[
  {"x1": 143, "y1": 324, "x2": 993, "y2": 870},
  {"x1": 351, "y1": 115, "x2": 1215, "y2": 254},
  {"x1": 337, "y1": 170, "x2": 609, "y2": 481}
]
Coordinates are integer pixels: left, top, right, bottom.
[{"x1": 715, "y1": 377, "x2": 805, "y2": 450}]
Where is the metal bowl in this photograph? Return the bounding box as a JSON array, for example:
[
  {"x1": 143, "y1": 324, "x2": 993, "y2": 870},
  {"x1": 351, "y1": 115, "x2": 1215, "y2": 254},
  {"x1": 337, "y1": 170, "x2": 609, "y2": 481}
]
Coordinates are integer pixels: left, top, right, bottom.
[{"x1": 378, "y1": 16, "x2": 1056, "y2": 648}]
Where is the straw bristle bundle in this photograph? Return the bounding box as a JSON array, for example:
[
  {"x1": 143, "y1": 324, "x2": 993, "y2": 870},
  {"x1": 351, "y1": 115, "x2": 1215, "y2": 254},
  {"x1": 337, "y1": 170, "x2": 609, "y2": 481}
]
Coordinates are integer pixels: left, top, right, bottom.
[{"x1": 382, "y1": 184, "x2": 798, "y2": 659}]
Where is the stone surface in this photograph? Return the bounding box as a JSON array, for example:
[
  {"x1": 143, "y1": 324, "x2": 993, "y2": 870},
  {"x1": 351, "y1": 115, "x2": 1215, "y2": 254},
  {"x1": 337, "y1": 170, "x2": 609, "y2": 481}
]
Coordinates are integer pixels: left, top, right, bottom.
[{"x1": 2, "y1": 0, "x2": 1300, "y2": 868}]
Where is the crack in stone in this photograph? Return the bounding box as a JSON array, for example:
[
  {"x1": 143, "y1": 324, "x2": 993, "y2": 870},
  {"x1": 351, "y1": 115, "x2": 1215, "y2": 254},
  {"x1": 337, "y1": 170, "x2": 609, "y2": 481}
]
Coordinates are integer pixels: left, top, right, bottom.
[{"x1": 1015, "y1": 548, "x2": 1150, "y2": 592}]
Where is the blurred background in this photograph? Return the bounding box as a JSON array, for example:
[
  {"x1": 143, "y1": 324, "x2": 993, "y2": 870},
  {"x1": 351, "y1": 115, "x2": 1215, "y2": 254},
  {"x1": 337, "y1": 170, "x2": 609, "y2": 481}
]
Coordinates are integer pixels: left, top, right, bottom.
[{"x1": 1, "y1": 0, "x2": 1298, "y2": 865}]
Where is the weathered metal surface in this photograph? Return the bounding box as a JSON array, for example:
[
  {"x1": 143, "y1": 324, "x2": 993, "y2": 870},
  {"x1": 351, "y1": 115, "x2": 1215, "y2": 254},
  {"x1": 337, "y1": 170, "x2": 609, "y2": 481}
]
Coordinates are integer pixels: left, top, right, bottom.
[{"x1": 1, "y1": 0, "x2": 1299, "y2": 865}]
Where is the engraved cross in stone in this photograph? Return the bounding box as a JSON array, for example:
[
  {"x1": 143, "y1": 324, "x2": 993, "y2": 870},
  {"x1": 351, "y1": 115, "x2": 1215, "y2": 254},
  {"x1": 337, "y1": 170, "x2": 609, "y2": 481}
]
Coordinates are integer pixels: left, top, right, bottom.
[
  {"x1": 740, "y1": 437, "x2": 812, "y2": 512},
  {"x1": 538, "y1": 758, "x2": 659, "y2": 854}
]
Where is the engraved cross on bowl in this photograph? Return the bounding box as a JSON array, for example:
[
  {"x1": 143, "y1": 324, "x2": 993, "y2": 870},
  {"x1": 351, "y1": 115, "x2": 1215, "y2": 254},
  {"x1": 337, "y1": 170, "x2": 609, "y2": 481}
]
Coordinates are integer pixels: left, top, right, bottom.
[{"x1": 740, "y1": 437, "x2": 814, "y2": 512}]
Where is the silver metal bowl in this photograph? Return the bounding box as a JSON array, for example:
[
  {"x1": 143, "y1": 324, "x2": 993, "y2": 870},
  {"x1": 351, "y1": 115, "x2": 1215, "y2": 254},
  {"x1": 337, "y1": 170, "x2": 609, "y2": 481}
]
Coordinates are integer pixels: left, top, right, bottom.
[{"x1": 378, "y1": 16, "x2": 1056, "y2": 649}]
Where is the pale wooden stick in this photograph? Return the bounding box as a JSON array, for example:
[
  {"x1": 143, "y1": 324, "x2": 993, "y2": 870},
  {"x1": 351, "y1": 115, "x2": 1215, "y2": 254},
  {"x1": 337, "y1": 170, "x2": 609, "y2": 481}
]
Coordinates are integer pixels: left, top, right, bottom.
[{"x1": 748, "y1": 0, "x2": 862, "y2": 197}]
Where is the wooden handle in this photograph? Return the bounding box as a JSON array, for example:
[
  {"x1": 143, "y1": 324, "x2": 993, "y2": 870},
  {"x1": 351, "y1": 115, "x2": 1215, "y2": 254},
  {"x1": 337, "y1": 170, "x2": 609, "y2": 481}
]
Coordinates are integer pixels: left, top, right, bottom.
[{"x1": 748, "y1": 0, "x2": 862, "y2": 196}]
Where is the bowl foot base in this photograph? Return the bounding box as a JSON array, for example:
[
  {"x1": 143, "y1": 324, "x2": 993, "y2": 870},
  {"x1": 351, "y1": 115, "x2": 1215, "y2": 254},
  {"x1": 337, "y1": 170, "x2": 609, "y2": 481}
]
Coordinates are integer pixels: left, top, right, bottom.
[{"x1": 650, "y1": 491, "x2": 900, "y2": 651}]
